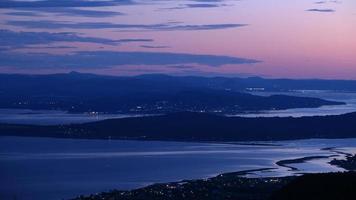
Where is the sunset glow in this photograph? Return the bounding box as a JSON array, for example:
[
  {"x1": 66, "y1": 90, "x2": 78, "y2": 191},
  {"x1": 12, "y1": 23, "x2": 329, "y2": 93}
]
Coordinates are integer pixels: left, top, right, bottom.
[{"x1": 0, "y1": 0, "x2": 355, "y2": 79}]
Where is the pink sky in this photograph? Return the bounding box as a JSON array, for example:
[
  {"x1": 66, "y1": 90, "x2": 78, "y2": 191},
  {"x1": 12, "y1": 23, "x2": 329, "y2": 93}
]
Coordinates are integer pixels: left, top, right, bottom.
[{"x1": 0, "y1": 0, "x2": 355, "y2": 79}]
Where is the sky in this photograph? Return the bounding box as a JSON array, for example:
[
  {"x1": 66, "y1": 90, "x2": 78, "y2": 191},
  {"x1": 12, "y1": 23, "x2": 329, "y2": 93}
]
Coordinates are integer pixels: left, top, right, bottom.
[{"x1": 0, "y1": 0, "x2": 355, "y2": 79}]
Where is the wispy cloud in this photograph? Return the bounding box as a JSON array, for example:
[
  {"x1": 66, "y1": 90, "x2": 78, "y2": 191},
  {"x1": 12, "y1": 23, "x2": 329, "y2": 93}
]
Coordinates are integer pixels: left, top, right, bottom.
[
  {"x1": 0, "y1": 29, "x2": 153, "y2": 48},
  {"x1": 6, "y1": 20, "x2": 248, "y2": 31},
  {"x1": 0, "y1": 0, "x2": 135, "y2": 8},
  {"x1": 0, "y1": 51, "x2": 260, "y2": 69},
  {"x1": 140, "y1": 45, "x2": 170, "y2": 49},
  {"x1": 164, "y1": 3, "x2": 227, "y2": 10},
  {"x1": 4, "y1": 11, "x2": 43, "y2": 17},
  {"x1": 306, "y1": 8, "x2": 335, "y2": 12},
  {"x1": 7, "y1": 8, "x2": 125, "y2": 18},
  {"x1": 314, "y1": 1, "x2": 342, "y2": 4}
]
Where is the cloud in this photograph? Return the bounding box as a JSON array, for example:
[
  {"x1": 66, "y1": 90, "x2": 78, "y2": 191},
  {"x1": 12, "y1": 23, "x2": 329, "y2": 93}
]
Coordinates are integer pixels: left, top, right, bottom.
[
  {"x1": 190, "y1": 0, "x2": 226, "y2": 2},
  {"x1": 117, "y1": 39, "x2": 153, "y2": 43},
  {"x1": 0, "y1": 0, "x2": 231, "y2": 8},
  {"x1": 168, "y1": 65, "x2": 195, "y2": 69},
  {"x1": 140, "y1": 45, "x2": 170, "y2": 49},
  {"x1": 306, "y1": 8, "x2": 335, "y2": 12},
  {"x1": 8, "y1": 8, "x2": 125, "y2": 18},
  {"x1": 23, "y1": 46, "x2": 76, "y2": 49},
  {"x1": 0, "y1": 29, "x2": 153, "y2": 49},
  {"x1": 5, "y1": 11, "x2": 43, "y2": 17},
  {"x1": 7, "y1": 20, "x2": 247, "y2": 31},
  {"x1": 314, "y1": 1, "x2": 342, "y2": 4},
  {"x1": 314, "y1": 1, "x2": 327, "y2": 4},
  {"x1": 0, "y1": 0, "x2": 135, "y2": 8},
  {"x1": 164, "y1": 3, "x2": 227, "y2": 10},
  {"x1": 0, "y1": 51, "x2": 260, "y2": 69},
  {"x1": 185, "y1": 3, "x2": 225, "y2": 8}
]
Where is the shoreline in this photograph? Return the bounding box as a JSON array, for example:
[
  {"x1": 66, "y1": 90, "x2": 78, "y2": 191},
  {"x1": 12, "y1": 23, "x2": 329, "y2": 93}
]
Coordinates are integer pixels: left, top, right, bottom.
[
  {"x1": 71, "y1": 169, "x2": 356, "y2": 200},
  {"x1": 275, "y1": 155, "x2": 338, "y2": 171},
  {"x1": 71, "y1": 153, "x2": 356, "y2": 200},
  {"x1": 330, "y1": 154, "x2": 356, "y2": 171},
  {"x1": 2, "y1": 136, "x2": 355, "y2": 200},
  {"x1": 71, "y1": 168, "x2": 294, "y2": 200}
]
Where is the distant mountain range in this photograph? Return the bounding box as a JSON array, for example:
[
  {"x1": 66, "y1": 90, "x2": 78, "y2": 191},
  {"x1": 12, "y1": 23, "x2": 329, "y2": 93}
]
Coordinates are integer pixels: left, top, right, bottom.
[
  {"x1": 2, "y1": 112, "x2": 356, "y2": 141},
  {"x1": 0, "y1": 72, "x2": 348, "y2": 114}
]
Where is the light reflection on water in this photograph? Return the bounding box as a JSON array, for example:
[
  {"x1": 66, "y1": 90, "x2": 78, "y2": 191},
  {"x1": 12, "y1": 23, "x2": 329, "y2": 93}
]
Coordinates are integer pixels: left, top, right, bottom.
[
  {"x1": 0, "y1": 137, "x2": 356, "y2": 200},
  {"x1": 1, "y1": 91, "x2": 356, "y2": 199},
  {"x1": 0, "y1": 108, "x2": 150, "y2": 125}
]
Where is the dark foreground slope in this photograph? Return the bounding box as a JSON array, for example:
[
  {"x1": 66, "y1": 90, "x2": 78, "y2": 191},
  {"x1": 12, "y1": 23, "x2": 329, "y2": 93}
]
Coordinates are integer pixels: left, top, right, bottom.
[
  {"x1": 72, "y1": 172, "x2": 356, "y2": 200},
  {"x1": 2, "y1": 112, "x2": 356, "y2": 141},
  {"x1": 330, "y1": 154, "x2": 356, "y2": 171},
  {"x1": 72, "y1": 169, "x2": 293, "y2": 200},
  {"x1": 270, "y1": 172, "x2": 356, "y2": 200}
]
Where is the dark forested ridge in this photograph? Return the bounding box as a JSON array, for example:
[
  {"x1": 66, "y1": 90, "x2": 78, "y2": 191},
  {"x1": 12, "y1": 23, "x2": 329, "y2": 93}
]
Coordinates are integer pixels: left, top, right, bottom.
[
  {"x1": 73, "y1": 170, "x2": 293, "y2": 200},
  {"x1": 330, "y1": 155, "x2": 356, "y2": 171},
  {"x1": 270, "y1": 172, "x2": 356, "y2": 200},
  {"x1": 0, "y1": 72, "x2": 346, "y2": 114},
  {"x1": 2, "y1": 112, "x2": 356, "y2": 141},
  {"x1": 72, "y1": 172, "x2": 356, "y2": 200}
]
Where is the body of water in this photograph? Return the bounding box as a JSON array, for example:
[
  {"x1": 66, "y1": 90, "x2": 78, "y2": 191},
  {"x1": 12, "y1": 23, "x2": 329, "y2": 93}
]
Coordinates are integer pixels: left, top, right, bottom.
[
  {"x1": 0, "y1": 109, "x2": 149, "y2": 125},
  {"x1": 1, "y1": 137, "x2": 355, "y2": 200},
  {"x1": 1, "y1": 91, "x2": 356, "y2": 199}
]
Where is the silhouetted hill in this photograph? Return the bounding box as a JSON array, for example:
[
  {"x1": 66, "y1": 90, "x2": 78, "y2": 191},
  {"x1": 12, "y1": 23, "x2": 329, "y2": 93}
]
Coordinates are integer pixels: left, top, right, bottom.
[
  {"x1": 2, "y1": 112, "x2": 356, "y2": 141},
  {"x1": 0, "y1": 72, "x2": 346, "y2": 114},
  {"x1": 330, "y1": 154, "x2": 356, "y2": 171},
  {"x1": 72, "y1": 172, "x2": 356, "y2": 200},
  {"x1": 270, "y1": 172, "x2": 356, "y2": 200}
]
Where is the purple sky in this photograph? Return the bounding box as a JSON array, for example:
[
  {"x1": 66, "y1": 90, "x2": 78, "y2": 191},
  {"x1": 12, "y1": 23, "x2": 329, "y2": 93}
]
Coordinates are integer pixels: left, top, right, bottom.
[{"x1": 0, "y1": 0, "x2": 355, "y2": 79}]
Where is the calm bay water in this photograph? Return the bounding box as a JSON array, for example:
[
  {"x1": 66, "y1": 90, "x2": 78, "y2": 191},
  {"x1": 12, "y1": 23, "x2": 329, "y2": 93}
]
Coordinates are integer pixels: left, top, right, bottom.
[
  {"x1": 0, "y1": 109, "x2": 149, "y2": 125},
  {"x1": 1, "y1": 137, "x2": 356, "y2": 200},
  {"x1": 1, "y1": 91, "x2": 356, "y2": 199}
]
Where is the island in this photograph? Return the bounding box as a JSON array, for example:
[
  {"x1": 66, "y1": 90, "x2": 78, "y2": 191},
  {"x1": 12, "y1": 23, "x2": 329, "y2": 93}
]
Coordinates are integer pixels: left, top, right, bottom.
[{"x1": 2, "y1": 112, "x2": 356, "y2": 141}]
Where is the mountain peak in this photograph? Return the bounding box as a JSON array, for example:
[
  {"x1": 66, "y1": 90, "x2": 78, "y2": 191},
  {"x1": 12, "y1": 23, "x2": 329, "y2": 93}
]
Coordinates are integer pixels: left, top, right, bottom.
[{"x1": 68, "y1": 71, "x2": 82, "y2": 75}]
